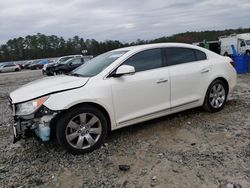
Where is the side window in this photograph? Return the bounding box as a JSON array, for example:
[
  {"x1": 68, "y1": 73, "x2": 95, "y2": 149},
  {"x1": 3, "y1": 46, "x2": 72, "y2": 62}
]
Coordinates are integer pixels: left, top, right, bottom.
[
  {"x1": 72, "y1": 59, "x2": 81, "y2": 65},
  {"x1": 240, "y1": 41, "x2": 245, "y2": 47},
  {"x1": 4, "y1": 63, "x2": 15, "y2": 67},
  {"x1": 83, "y1": 57, "x2": 91, "y2": 62},
  {"x1": 194, "y1": 49, "x2": 207, "y2": 61},
  {"x1": 123, "y1": 49, "x2": 162, "y2": 72},
  {"x1": 166, "y1": 47, "x2": 196, "y2": 66}
]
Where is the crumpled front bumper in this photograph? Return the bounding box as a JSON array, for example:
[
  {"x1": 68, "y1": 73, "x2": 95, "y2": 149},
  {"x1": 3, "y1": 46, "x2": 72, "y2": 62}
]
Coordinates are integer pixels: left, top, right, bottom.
[
  {"x1": 13, "y1": 115, "x2": 54, "y2": 143},
  {"x1": 8, "y1": 97, "x2": 58, "y2": 143}
]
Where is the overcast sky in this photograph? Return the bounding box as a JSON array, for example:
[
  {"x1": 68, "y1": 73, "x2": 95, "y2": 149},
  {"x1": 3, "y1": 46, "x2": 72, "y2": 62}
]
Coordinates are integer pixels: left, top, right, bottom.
[{"x1": 0, "y1": 0, "x2": 250, "y2": 44}]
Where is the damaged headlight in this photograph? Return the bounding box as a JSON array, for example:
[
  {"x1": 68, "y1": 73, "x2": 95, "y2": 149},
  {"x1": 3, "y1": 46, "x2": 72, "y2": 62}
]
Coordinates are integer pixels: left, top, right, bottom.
[{"x1": 16, "y1": 96, "x2": 50, "y2": 116}]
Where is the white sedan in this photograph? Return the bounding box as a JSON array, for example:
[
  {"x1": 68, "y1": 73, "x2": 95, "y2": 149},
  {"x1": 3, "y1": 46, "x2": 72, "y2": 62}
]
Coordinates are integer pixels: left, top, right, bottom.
[
  {"x1": 0, "y1": 62, "x2": 20, "y2": 73},
  {"x1": 9, "y1": 43, "x2": 237, "y2": 154}
]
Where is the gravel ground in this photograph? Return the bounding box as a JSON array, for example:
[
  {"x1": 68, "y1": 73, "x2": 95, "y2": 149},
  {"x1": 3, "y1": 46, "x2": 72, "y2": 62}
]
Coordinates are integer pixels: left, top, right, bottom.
[{"x1": 0, "y1": 71, "x2": 250, "y2": 188}]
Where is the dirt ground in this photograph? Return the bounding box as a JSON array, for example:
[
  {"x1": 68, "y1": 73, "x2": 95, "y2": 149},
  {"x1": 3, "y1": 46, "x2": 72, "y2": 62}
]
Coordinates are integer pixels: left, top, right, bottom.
[{"x1": 0, "y1": 71, "x2": 249, "y2": 188}]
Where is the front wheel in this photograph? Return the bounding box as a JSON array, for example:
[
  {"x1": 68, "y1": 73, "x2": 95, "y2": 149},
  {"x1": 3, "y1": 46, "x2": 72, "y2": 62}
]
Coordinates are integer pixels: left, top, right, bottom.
[
  {"x1": 203, "y1": 79, "x2": 228, "y2": 112},
  {"x1": 56, "y1": 70, "x2": 65, "y2": 75},
  {"x1": 56, "y1": 105, "x2": 108, "y2": 154}
]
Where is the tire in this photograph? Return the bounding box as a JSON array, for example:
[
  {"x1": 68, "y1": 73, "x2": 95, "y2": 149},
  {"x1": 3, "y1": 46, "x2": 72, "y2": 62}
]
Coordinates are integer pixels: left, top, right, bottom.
[
  {"x1": 203, "y1": 79, "x2": 228, "y2": 112},
  {"x1": 15, "y1": 68, "x2": 19, "y2": 72},
  {"x1": 246, "y1": 50, "x2": 250, "y2": 56},
  {"x1": 224, "y1": 52, "x2": 229, "y2": 56},
  {"x1": 56, "y1": 70, "x2": 65, "y2": 75},
  {"x1": 56, "y1": 105, "x2": 108, "y2": 155}
]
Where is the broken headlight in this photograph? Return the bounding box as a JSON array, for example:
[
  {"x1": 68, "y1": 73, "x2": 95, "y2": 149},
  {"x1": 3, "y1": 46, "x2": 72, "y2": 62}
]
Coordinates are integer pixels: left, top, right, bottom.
[{"x1": 15, "y1": 96, "x2": 50, "y2": 116}]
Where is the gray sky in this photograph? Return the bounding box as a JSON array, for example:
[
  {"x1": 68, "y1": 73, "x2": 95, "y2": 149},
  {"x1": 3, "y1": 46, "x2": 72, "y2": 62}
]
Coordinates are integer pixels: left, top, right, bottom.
[{"x1": 0, "y1": 0, "x2": 250, "y2": 44}]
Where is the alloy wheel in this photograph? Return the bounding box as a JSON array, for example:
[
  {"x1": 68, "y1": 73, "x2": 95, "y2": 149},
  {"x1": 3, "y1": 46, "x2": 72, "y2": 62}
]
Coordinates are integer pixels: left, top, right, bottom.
[
  {"x1": 209, "y1": 83, "x2": 226, "y2": 109},
  {"x1": 65, "y1": 113, "x2": 102, "y2": 149}
]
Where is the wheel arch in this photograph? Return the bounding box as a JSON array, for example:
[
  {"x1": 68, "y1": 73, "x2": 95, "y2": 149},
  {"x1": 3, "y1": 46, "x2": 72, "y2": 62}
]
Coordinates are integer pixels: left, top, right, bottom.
[
  {"x1": 59, "y1": 102, "x2": 112, "y2": 134},
  {"x1": 212, "y1": 77, "x2": 229, "y2": 93},
  {"x1": 203, "y1": 76, "x2": 229, "y2": 103}
]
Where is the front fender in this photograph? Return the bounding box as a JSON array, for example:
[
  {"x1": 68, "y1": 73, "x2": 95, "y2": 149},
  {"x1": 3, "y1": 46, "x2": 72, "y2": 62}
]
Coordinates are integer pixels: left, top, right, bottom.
[{"x1": 43, "y1": 83, "x2": 116, "y2": 129}]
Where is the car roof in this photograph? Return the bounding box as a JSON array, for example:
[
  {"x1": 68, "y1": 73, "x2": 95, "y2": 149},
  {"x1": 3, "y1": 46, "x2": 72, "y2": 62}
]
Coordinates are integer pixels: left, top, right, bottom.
[{"x1": 113, "y1": 43, "x2": 208, "y2": 52}]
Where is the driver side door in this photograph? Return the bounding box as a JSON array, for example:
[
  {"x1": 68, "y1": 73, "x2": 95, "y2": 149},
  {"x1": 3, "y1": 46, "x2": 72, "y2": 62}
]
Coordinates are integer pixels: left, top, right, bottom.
[{"x1": 109, "y1": 48, "x2": 171, "y2": 127}]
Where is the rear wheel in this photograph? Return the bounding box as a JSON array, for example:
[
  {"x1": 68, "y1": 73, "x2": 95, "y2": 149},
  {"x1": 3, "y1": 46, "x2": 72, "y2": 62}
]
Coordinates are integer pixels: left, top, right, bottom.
[
  {"x1": 203, "y1": 79, "x2": 228, "y2": 112},
  {"x1": 246, "y1": 50, "x2": 250, "y2": 55},
  {"x1": 15, "y1": 68, "x2": 19, "y2": 72},
  {"x1": 56, "y1": 105, "x2": 108, "y2": 154}
]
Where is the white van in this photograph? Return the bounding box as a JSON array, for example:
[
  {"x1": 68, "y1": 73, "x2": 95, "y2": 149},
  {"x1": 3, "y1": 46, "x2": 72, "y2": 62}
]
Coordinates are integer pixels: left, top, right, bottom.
[{"x1": 219, "y1": 33, "x2": 250, "y2": 56}]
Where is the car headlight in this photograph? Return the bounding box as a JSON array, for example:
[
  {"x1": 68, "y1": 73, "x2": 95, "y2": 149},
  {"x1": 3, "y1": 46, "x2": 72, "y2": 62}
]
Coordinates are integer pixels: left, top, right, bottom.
[{"x1": 15, "y1": 96, "x2": 49, "y2": 116}]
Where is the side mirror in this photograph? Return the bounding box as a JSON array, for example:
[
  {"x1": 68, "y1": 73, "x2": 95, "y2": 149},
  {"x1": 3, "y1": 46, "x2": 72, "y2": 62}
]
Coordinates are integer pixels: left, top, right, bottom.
[{"x1": 114, "y1": 65, "x2": 135, "y2": 77}]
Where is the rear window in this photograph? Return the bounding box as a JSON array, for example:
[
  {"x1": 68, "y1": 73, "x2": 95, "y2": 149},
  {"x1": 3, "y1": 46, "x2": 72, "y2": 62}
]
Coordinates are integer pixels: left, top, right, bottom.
[
  {"x1": 194, "y1": 50, "x2": 207, "y2": 61},
  {"x1": 166, "y1": 47, "x2": 196, "y2": 66},
  {"x1": 165, "y1": 47, "x2": 207, "y2": 66}
]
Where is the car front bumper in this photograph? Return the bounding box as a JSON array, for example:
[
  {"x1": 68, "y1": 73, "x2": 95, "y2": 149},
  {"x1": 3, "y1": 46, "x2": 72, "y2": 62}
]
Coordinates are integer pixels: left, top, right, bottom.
[
  {"x1": 8, "y1": 98, "x2": 57, "y2": 143},
  {"x1": 13, "y1": 115, "x2": 54, "y2": 143}
]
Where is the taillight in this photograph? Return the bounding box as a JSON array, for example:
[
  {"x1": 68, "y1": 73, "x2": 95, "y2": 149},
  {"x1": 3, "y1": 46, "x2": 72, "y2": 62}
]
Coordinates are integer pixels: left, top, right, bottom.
[{"x1": 230, "y1": 60, "x2": 235, "y2": 68}]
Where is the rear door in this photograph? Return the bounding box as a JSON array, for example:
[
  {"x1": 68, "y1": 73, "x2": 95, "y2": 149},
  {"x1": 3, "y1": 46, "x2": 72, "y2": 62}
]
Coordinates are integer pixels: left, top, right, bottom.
[
  {"x1": 110, "y1": 48, "x2": 171, "y2": 126},
  {"x1": 165, "y1": 47, "x2": 211, "y2": 108}
]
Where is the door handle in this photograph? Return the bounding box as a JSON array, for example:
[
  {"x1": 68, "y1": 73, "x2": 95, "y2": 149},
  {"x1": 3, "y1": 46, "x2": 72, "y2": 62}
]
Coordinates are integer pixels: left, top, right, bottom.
[
  {"x1": 157, "y1": 78, "x2": 168, "y2": 84},
  {"x1": 200, "y1": 68, "x2": 210, "y2": 73}
]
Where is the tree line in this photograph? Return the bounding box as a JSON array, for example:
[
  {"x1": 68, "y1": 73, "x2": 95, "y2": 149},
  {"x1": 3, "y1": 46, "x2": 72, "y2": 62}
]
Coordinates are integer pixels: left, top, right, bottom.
[{"x1": 1, "y1": 27, "x2": 250, "y2": 62}]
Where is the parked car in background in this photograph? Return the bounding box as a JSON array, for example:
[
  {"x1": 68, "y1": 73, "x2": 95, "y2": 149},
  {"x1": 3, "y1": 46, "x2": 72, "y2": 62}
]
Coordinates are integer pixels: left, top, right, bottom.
[
  {"x1": 26, "y1": 61, "x2": 40, "y2": 69},
  {"x1": 0, "y1": 62, "x2": 21, "y2": 73},
  {"x1": 9, "y1": 43, "x2": 237, "y2": 154},
  {"x1": 43, "y1": 55, "x2": 83, "y2": 75},
  {"x1": 23, "y1": 61, "x2": 34, "y2": 69},
  {"x1": 29, "y1": 60, "x2": 48, "y2": 70},
  {"x1": 15, "y1": 63, "x2": 24, "y2": 69},
  {"x1": 219, "y1": 33, "x2": 250, "y2": 56},
  {"x1": 45, "y1": 56, "x2": 92, "y2": 75}
]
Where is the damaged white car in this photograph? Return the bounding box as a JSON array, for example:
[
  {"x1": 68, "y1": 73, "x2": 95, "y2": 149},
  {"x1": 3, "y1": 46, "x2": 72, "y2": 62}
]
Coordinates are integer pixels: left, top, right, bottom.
[{"x1": 9, "y1": 43, "x2": 237, "y2": 154}]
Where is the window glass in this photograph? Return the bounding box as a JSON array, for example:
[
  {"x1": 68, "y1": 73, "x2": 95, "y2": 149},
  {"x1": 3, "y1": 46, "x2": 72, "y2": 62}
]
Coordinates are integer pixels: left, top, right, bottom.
[
  {"x1": 166, "y1": 47, "x2": 196, "y2": 66},
  {"x1": 123, "y1": 49, "x2": 162, "y2": 72},
  {"x1": 58, "y1": 57, "x2": 73, "y2": 64},
  {"x1": 83, "y1": 57, "x2": 91, "y2": 62},
  {"x1": 241, "y1": 41, "x2": 246, "y2": 47},
  {"x1": 73, "y1": 50, "x2": 128, "y2": 77},
  {"x1": 71, "y1": 58, "x2": 82, "y2": 65},
  {"x1": 4, "y1": 63, "x2": 15, "y2": 67},
  {"x1": 195, "y1": 49, "x2": 207, "y2": 61}
]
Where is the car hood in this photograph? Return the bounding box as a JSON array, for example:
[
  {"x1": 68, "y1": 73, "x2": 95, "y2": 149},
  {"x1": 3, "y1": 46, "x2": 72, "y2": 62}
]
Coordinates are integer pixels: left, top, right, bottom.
[
  {"x1": 10, "y1": 75, "x2": 89, "y2": 103},
  {"x1": 46, "y1": 63, "x2": 57, "y2": 68}
]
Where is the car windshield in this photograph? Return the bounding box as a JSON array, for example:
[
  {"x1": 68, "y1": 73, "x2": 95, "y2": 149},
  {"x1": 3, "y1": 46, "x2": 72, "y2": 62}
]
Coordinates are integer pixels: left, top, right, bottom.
[
  {"x1": 57, "y1": 57, "x2": 74, "y2": 64},
  {"x1": 246, "y1": 40, "x2": 250, "y2": 45},
  {"x1": 72, "y1": 50, "x2": 128, "y2": 77},
  {"x1": 61, "y1": 58, "x2": 74, "y2": 65}
]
